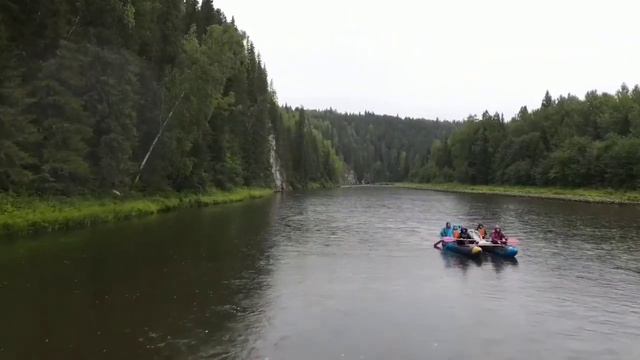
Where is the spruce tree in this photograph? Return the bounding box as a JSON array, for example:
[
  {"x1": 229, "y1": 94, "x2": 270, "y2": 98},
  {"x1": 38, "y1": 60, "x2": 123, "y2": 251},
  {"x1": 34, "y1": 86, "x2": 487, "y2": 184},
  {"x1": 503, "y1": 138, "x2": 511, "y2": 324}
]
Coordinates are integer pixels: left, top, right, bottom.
[
  {"x1": 84, "y1": 46, "x2": 140, "y2": 190},
  {"x1": 0, "y1": 61, "x2": 38, "y2": 192},
  {"x1": 541, "y1": 90, "x2": 554, "y2": 109},
  {"x1": 28, "y1": 43, "x2": 93, "y2": 194},
  {"x1": 198, "y1": 0, "x2": 216, "y2": 40},
  {"x1": 184, "y1": 0, "x2": 199, "y2": 34}
]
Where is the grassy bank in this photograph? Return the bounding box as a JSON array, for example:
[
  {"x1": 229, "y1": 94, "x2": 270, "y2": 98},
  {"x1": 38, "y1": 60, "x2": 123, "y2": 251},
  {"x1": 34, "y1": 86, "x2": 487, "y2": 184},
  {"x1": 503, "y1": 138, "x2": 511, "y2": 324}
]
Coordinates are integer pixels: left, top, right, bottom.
[
  {"x1": 395, "y1": 183, "x2": 640, "y2": 204},
  {"x1": 0, "y1": 188, "x2": 273, "y2": 236}
]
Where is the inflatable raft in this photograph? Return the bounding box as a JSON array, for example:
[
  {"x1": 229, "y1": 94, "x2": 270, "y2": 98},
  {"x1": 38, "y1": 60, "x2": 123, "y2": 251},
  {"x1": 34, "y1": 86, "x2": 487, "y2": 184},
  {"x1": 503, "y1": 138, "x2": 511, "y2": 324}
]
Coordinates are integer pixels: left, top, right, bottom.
[
  {"x1": 443, "y1": 241, "x2": 483, "y2": 257},
  {"x1": 477, "y1": 241, "x2": 518, "y2": 258}
]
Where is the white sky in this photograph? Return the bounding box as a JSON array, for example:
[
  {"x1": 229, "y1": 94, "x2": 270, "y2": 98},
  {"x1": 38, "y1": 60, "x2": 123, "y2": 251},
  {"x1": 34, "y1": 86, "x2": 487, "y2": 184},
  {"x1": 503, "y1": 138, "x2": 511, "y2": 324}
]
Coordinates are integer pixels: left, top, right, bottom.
[{"x1": 215, "y1": 0, "x2": 640, "y2": 120}]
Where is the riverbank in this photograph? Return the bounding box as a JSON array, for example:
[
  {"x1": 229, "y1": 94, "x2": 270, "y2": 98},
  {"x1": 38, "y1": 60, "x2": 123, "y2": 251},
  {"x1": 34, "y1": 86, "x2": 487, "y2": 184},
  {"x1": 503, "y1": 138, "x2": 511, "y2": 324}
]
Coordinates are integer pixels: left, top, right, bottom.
[
  {"x1": 395, "y1": 183, "x2": 640, "y2": 204},
  {"x1": 0, "y1": 188, "x2": 273, "y2": 236}
]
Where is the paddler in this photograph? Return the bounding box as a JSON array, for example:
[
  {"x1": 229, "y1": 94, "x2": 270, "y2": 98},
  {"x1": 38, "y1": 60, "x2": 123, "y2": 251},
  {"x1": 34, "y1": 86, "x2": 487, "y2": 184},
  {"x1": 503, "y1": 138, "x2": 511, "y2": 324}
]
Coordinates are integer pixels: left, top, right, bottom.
[
  {"x1": 459, "y1": 227, "x2": 473, "y2": 239},
  {"x1": 434, "y1": 222, "x2": 453, "y2": 248},
  {"x1": 476, "y1": 223, "x2": 487, "y2": 239},
  {"x1": 453, "y1": 225, "x2": 461, "y2": 239},
  {"x1": 440, "y1": 222, "x2": 453, "y2": 238},
  {"x1": 458, "y1": 227, "x2": 475, "y2": 245},
  {"x1": 491, "y1": 225, "x2": 508, "y2": 245}
]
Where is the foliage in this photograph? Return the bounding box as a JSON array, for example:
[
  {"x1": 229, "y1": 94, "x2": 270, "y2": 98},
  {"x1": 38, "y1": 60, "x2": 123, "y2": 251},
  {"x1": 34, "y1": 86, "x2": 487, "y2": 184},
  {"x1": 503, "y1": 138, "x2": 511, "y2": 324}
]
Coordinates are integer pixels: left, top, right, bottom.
[
  {"x1": 0, "y1": 1, "x2": 284, "y2": 194},
  {"x1": 422, "y1": 85, "x2": 640, "y2": 190},
  {"x1": 297, "y1": 109, "x2": 458, "y2": 184}
]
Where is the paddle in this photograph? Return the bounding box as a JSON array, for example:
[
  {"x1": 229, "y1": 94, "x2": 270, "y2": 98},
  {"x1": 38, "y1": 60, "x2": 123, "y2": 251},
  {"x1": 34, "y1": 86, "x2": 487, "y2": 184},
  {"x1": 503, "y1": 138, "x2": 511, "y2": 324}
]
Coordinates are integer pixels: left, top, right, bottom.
[
  {"x1": 433, "y1": 236, "x2": 465, "y2": 249},
  {"x1": 439, "y1": 236, "x2": 520, "y2": 246},
  {"x1": 481, "y1": 238, "x2": 520, "y2": 246},
  {"x1": 440, "y1": 237, "x2": 476, "y2": 244},
  {"x1": 505, "y1": 238, "x2": 520, "y2": 245}
]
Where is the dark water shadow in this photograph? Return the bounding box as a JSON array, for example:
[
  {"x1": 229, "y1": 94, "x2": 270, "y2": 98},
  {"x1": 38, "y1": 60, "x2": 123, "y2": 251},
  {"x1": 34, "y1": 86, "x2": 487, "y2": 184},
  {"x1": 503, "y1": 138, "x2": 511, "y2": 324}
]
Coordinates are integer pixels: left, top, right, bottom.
[
  {"x1": 0, "y1": 196, "x2": 281, "y2": 360},
  {"x1": 484, "y1": 254, "x2": 519, "y2": 273},
  {"x1": 439, "y1": 250, "x2": 483, "y2": 272},
  {"x1": 438, "y1": 249, "x2": 519, "y2": 274}
]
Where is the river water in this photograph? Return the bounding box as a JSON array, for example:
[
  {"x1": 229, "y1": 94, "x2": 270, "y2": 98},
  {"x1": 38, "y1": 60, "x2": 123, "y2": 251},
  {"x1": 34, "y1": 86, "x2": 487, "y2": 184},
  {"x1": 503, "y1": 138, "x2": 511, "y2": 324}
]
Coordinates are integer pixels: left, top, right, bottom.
[{"x1": 1, "y1": 187, "x2": 640, "y2": 359}]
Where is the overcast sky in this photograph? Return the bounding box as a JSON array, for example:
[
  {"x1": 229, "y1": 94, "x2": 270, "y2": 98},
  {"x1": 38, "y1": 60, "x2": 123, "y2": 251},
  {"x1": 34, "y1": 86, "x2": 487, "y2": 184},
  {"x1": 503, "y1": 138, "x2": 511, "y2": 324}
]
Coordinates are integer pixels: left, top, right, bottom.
[{"x1": 215, "y1": 0, "x2": 639, "y2": 120}]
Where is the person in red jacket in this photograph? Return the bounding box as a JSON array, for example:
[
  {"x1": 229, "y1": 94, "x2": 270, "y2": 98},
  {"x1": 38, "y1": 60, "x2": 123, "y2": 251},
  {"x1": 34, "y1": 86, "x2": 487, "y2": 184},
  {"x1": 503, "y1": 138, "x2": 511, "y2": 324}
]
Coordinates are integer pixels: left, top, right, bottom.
[{"x1": 491, "y1": 225, "x2": 508, "y2": 245}]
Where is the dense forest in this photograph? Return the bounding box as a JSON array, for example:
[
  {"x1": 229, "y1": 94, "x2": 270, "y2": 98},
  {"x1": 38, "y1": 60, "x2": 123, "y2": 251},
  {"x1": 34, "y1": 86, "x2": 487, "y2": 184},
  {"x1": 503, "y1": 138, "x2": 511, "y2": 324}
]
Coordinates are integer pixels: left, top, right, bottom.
[
  {"x1": 301, "y1": 109, "x2": 456, "y2": 184},
  {"x1": 0, "y1": 0, "x2": 280, "y2": 194},
  {"x1": 0, "y1": 0, "x2": 456, "y2": 195},
  {"x1": 1, "y1": 1, "x2": 638, "y2": 196},
  {"x1": 417, "y1": 86, "x2": 640, "y2": 189},
  {"x1": 0, "y1": 0, "x2": 455, "y2": 195}
]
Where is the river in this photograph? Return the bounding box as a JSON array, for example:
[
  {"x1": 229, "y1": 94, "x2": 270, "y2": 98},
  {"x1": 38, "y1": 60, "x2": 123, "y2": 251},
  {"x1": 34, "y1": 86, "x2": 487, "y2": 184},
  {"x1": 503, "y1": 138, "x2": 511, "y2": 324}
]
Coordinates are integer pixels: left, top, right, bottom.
[{"x1": 1, "y1": 187, "x2": 640, "y2": 359}]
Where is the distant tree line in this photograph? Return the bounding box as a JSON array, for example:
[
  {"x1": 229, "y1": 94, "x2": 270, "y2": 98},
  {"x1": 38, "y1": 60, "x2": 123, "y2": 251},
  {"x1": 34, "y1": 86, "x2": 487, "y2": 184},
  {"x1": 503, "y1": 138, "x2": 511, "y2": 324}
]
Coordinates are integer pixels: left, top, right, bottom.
[
  {"x1": 416, "y1": 86, "x2": 640, "y2": 189},
  {"x1": 300, "y1": 109, "x2": 458, "y2": 184}
]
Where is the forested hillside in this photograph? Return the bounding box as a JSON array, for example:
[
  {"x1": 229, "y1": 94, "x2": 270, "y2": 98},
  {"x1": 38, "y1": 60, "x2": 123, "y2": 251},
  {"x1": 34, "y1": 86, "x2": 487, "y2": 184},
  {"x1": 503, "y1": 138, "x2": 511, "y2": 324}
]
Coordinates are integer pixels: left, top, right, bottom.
[
  {"x1": 0, "y1": 0, "x2": 455, "y2": 195},
  {"x1": 273, "y1": 108, "x2": 458, "y2": 187},
  {"x1": 302, "y1": 110, "x2": 457, "y2": 184},
  {"x1": 417, "y1": 87, "x2": 640, "y2": 189},
  {"x1": 0, "y1": 0, "x2": 281, "y2": 194}
]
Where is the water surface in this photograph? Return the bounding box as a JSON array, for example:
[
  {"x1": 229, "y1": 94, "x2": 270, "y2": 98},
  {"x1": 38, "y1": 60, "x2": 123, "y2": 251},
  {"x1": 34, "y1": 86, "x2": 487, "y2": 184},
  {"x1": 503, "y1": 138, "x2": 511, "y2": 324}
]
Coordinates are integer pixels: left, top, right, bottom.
[{"x1": 1, "y1": 187, "x2": 639, "y2": 359}]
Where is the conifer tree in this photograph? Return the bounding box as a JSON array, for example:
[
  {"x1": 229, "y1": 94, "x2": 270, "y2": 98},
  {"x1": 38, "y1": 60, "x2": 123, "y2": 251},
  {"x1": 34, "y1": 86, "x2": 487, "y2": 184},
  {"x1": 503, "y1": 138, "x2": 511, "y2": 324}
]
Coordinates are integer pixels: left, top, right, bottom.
[
  {"x1": 28, "y1": 43, "x2": 93, "y2": 194},
  {"x1": 0, "y1": 61, "x2": 37, "y2": 192}
]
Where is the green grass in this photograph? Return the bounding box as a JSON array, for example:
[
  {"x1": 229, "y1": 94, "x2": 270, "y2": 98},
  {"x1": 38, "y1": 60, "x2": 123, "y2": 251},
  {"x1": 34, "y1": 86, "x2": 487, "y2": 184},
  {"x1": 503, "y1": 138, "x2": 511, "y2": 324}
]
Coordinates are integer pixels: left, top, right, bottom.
[
  {"x1": 0, "y1": 188, "x2": 273, "y2": 236},
  {"x1": 395, "y1": 183, "x2": 640, "y2": 204}
]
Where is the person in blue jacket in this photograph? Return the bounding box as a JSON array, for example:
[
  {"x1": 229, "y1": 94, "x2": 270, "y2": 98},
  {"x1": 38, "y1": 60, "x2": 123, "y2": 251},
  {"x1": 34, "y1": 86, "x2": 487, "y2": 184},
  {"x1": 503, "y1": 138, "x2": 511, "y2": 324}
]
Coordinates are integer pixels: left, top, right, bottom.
[
  {"x1": 440, "y1": 222, "x2": 453, "y2": 237},
  {"x1": 434, "y1": 222, "x2": 453, "y2": 248}
]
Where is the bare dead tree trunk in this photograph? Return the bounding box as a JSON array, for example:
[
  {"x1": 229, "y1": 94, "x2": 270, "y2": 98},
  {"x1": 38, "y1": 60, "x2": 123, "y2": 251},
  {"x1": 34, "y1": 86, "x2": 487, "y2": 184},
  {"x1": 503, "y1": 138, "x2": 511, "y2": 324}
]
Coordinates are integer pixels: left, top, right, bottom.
[
  {"x1": 133, "y1": 91, "x2": 185, "y2": 187},
  {"x1": 66, "y1": 16, "x2": 80, "y2": 39}
]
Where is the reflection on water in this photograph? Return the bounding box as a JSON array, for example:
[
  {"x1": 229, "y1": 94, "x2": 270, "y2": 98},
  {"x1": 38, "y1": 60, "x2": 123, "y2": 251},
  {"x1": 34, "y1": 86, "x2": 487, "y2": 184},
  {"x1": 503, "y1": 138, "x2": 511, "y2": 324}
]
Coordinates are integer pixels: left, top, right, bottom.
[
  {"x1": 1, "y1": 187, "x2": 640, "y2": 359},
  {"x1": 0, "y1": 197, "x2": 280, "y2": 359},
  {"x1": 440, "y1": 251, "x2": 519, "y2": 273}
]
